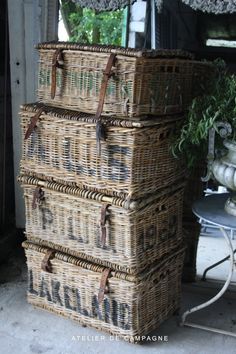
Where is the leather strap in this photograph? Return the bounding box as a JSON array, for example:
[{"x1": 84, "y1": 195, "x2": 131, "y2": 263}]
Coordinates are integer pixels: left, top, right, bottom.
[
  {"x1": 95, "y1": 53, "x2": 116, "y2": 120},
  {"x1": 100, "y1": 204, "x2": 110, "y2": 247},
  {"x1": 41, "y1": 249, "x2": 55, "y2": 273},
  {"x1": 24, "y1": 108, "x2": 44, "y2": 140},
  {"x1": 51, "y1": 49, "x2": 64, "y2": 99},
  {"x1": 96, "y1": 53, "x2": 116, "y2": 155},
  {"x1": 32, "y1": 187, "x2": 44, "y2": 209},
  {"x1": 98, "y1": 268, "x2": 111, "y2": 304},
  {"x1": 96, "y1": 121, "x2": 106, "y2": 156}
]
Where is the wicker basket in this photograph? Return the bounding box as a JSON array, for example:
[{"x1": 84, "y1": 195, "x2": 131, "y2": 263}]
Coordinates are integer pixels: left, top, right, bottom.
[
  {"x1": 23, "y1": 240, "x2": 185, "y2": 342},
  {"x1": 19, "y1": 175, "x2": 185, "y2": 274},
  {"x1": 20, "y1": 103, "x2": 186, "y2": 200},
  {"x1": 36, "y1": 42, "x2": 194, "y2": 118}
]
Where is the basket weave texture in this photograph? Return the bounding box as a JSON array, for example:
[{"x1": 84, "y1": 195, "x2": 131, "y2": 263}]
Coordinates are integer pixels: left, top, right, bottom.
[
  {"x1": 19, "y1": 175, "x2": 184, "y2": 274},
  {"x1": 20, "y1": 103, "x2": 186, "y2": 200},
  {"x1": 23, "y1": 240, "x2": 185, "y2": 342},
  {"x1": 36, "y1": 42, "x2": 194, "y2": 117}
]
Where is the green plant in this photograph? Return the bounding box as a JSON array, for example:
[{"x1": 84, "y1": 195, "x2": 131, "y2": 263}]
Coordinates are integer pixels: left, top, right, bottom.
[
  {"x1": 172, "y1": 59, "x2": 236, "y2": 167},
  {"x1": 60, "y1": 0, "x2": 124, "y2": 45}
]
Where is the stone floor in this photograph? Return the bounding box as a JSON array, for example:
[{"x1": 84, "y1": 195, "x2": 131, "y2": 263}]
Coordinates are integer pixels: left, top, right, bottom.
[
  {"x1": 197, "y1": 226, "x2": 236, "y2": 283},
  {"x1": 0, "y1": 246, "x2": 236, "y2": 354}
]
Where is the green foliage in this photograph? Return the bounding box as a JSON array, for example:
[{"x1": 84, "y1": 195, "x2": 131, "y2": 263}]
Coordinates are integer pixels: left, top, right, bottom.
[
  {"x1": 172, "y1": 59, "x2": 236, "y2": 168},
  {"x1": 61, "y1": 1, "x2": 124, "y2": 45}
]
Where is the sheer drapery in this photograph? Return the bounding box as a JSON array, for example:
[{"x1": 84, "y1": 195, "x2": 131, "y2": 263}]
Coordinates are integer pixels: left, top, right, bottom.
[
  {"x1": 71, "y1": 0, "x2": 137, "y2": 11},
  {"x1": 71, "y1": 0, "x2": 236, "y2": 14},
  {"x1": 181, "y1": 0, "x2": 236, "y2": 14}
]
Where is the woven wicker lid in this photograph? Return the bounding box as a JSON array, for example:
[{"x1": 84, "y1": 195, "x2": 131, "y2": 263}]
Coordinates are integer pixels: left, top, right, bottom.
[
  {"x1": 18, "y1": 174, "x2": 186, "y2": 211},
  {"x1": 20, "y1": 103, "x2": 184, "y2": 128},
  {"x1": 22, "y1": 240, "x2": 185, "y2": 282},
  {"x1": 36, "y1": 41, "x2": 194, "y2": 60}
]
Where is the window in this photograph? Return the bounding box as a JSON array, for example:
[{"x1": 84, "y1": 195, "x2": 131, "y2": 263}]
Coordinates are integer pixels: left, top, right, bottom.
[{"x1": 206, "y1": 39, "x2": 236, "y2": 48}]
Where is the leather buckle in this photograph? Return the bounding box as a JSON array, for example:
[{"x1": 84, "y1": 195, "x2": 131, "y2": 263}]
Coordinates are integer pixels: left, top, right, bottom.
[
  {"x1": 41, "y1": 249, "x2": 55, "y2": 273},
  {"x1": 98, "y1": 268, "x2": 111, "y2": 303},
  {"x1": 51, "y1": 49, "x2": 64, "y2": 99}
]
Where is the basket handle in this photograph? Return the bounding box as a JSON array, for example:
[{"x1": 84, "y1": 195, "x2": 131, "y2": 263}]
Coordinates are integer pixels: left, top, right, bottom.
[
  {"x1": 96, "y1": 53, "x2": 117, "y2": 156},
  {"x1": 98, "y1": 268, "x2": 111, "y2": 304},
  {"x1": 24, "y1": 108, "x2": 44, "y2": 140},
  {"x1": 41, "y1": 249, "x2": 55, "y2": 273},
  {"x1": 51, "y1": 49, "x2": 64, "y2": 99}
]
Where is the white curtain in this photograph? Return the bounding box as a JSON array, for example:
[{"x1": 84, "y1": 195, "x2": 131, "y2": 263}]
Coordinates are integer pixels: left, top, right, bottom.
[
  {"x1": 71, "y1": 0, "x2": 236, "y2": 13},
  {"x1": 71, "y1": 0, "x2": 137, "y2": 11},
  {"x1": 181, "y1": 0, "x2": 236, "y2": 14}
]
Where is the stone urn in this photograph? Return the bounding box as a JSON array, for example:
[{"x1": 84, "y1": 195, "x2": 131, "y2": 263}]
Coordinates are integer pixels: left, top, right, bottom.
[
  {"x1": 212, "y1": 139, "x2": 236, "y2": 215},
  {"x1": 202, "y1": 122, "x2": 236, "y2": 215},
  {"x1": 212, "y1": 139, "x2": 236, "y2": 190}
]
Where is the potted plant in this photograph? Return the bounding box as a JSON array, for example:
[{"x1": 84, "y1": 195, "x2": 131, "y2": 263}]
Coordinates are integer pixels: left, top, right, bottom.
[{"x1": 172, "y1": 59, "x2": 236, "y2": 215}]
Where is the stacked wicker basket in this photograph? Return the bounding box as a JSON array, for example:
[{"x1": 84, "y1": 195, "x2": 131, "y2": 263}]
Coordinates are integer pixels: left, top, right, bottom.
[{"x1": 19, "y1": 42, "x2": 204, "y2": 342}]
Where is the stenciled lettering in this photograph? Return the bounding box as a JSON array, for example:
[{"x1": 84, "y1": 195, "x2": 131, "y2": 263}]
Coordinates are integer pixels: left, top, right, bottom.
[
  {"x1": 119, "y1": 303, "x2": 131, "y2": 330},
  {"x1": 67, "y1": 216, "x2": 88, "y2": 244},
  {"x1": 39, "y1": 276, "x2": 52, "y2": 302},
  {"x1": 107, "y1": 145, "x2": 130, "y2": 182},
  {"x1": 27, "y1": 130, "x2": 46, "y2": 161},
  {"x1": 27, "y1": 133, "x2": 131, "y2": 185},
  {"x1": 51, "y1": 280, "x2": 63, "y2": 306},
  {"x1": 76, "y1": 288, "x2": 82, "y2": 314},
  {"x1": 76, "y1": 289, "x2": 89, "y2": 317},
  {"x1": 64, "y1": 285, "x2": 76, "y2": 311},
  {"x1": 29, "y1": 271, "x2": 132, "y2": 330},
  {"x1": 28, "y1": 269, "x2": 38, "y2": 296},
  {"x1": 40, "y1": 207, "x2": 53, "y2": 230},
  {"x1": 92, "y1": 295, "x2": 103, "y2": 321},
  {"x1": 62, "y1": 137, "x2": 84, "y2": 174},
  {"x1": 104, "y1": 298, "x2": 111, "y2": 324},
  {"x1": 111, "y1": 299, "x2": 118, "y2": 327}
]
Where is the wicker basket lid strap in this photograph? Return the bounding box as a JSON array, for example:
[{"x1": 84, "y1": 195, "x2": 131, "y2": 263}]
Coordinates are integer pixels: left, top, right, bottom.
[
  {"x1": 100, "y1": 203, "x2": 111, "y2": 247},
  {"x1": 32, "y1": 186, "x2": 44, "y2": 209},
  {"x1": 41, "y1": 249, "x2": 55, "y2": 273},
  {"x1": 95, "y1": 53, "x2": 116, "y2": 156},
  {"x1": 24, "y1": 107, "x2": 44, "y2": 140},
  {"x1": 98, "y1": 268, "x2": 111, "y2": 304},
  {"x1": 51, "y1": 49, "x2": 64, "y2": 99}
]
